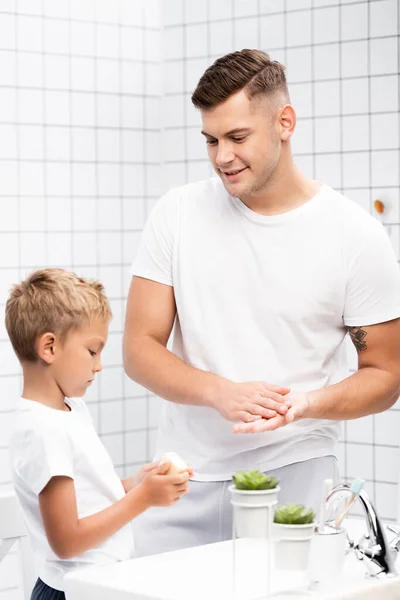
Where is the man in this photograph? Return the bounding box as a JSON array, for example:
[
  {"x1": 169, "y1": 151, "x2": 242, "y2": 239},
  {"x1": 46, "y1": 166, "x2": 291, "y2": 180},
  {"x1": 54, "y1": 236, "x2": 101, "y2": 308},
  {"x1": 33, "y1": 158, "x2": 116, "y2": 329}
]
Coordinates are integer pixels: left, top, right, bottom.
[{"x1": 123, "y1": 50, "x2": 400, "y2": 556}]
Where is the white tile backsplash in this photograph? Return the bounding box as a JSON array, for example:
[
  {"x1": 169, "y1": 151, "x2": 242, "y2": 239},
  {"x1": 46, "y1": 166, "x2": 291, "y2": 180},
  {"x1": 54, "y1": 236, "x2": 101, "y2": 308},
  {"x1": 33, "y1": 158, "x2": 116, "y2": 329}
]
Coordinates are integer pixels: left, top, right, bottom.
[
  {"x1": 124, "y1": 430, "x2": 147, "y2": 464},
  {"x1": 234, "y1": 0, "x2": 258, "y2": 17},
  {"x1": 315, "y1": 117, "x2": 341, "y2": 153},
  {"x1": 313, "y1": 7, "x2": 339, "y2": 45},
  {"x1": 234, "y1": 16, "x2": 258, "y2": 49},
  {"x1": 0, "y1": 51, "x2": 16, "y2": 86},
  {"x1": 370, "y1": 0, "x2": 398, "y2": 38},
  {"x1": 370, "y1": 37, "x2": 398, "y2": 76},
  {"x1": 341, "y1": 2, "x2": 368, "y2": 41},
  {"x1": 19, "y1": 125, "x2": 44, "y2": 161},
  {"x1": 290, "y1": 83, "x2": 313, "y2": 118},
  {"x1": 17, "y1": 16, "x2": 43, "y2": 53},
  {"x1": 286, "y1": 10, "x2": 311, "y2": 47},
  {"x1": 44, "y1": 18, "x2": 70, "y2": 55},
  {"x1": 0, "y1": 12, "x2": 15, "y2": 50},
  {"x1": 313, "y1": 43, "x2": 340, "y2": 80},
  {"x1": 99, "y1": 399, "x2": 124, "y2": 433},
  {"x1": 19, "y1": 197, "x2": 46, "y2": 231},
  {"x1": 45, "y1": 54, "x2": 70, "y2": 90},
  {"x1": 371, "y1": 113, "x2": 399, "y2": 150},
  {"x1": 314, "y1": 81, "x2": 340, "y2": 117},
  {"x1": 70, "y1": 21, "x2": 95, "y2": 56},
  {"x1": 371, "y1": 150, "x2": 399, "y2": 188},
  {"x1": 375, "y1": 446, "x2": 400, "y2": 484},
  {"x1": 186, "y1": 23, "x2": 208, "y2": 59},
  {"x1": 184, "y1": 0, "x2": 208, "y2": 23},
  {"x1": 375, "y1": 411, "x2": 400, "y2": 447},
  {"x1": 101, "y1": 432, "x2": 123, "y2": 466},
  {"x1": 0, "y1": 198, "x2": 18, "y2": 231},
  {"x1": 286, "y1": 46, "x2": 312, "y2": 83},
  {"x1": 0, "y1": 161, "x2": 18, "y2": 195},
  {"x1": 342, "y1": 77, "x2": 369, "y2": 115},
  {"x1": 260, "y1": 13, "x2": 285, "y2": 49},
  {"x1": 370, "y1": 75, "x2": 398, "y2": 113},
  {"x1": 46, "y1": 90, "x2": 70, "y2": 125},
  {"x1": 376, "y1": 482, "x2": 398, "y2": 521},
  {"x1": 341, "y1": 40, "x2": 368, "y2": 78},
  {"x1": 346, "y1": 415, "x2": 374, "y2": 444},
  {"x1": 342, "y1": 115, "x2": 370, "y2": 152},
  {"x1": 343, "y1": 151, "x2": 370, "y2": 188},
  {"x1": 347, "y1": 442, "x2": 374, "y2": 481},
  {"x1": 291, "y1": 119, "x2": 313, "y2": 155},
  {"x1": 315, "y1": 153, "x2": 342, "y2": 188},
  {"x1": 125, "y1": 396, "x2": 148, "y2": 431},
  {"x1": 18, "y1": 53, "x2": 43, "y2": 89}
]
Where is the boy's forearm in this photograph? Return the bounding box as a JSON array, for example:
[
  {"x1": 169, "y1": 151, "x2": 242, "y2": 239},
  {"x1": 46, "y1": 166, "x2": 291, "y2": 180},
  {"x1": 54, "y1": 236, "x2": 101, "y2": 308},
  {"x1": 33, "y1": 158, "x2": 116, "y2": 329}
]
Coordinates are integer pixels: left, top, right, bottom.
[
  {"x1": 124, "y1": 335, "x2": 226, "y2": 409},
  {"x1": 58, "y1": 486, "x2": 149, "y2": 559}
]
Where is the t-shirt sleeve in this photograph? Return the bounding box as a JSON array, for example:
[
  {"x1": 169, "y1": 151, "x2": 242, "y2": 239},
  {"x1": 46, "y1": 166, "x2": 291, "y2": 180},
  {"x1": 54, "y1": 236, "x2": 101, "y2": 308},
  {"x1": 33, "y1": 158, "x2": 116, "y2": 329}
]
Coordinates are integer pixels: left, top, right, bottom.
[
  {"x1": 15, "y1": 425, "x2": 74, "y2": 496},
  {"x1": 343, "y1": 220, "x2": 400, "y2": 326},
  {"x1": 130, "y1": 189, "x2": 179, "y2": 287}
]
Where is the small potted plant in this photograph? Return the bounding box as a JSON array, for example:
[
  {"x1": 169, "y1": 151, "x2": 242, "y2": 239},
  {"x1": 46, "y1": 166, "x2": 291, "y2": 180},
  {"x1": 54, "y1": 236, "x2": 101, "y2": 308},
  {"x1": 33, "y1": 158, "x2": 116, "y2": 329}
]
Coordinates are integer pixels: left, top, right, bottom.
[
  {"x1": 229, "y1": 470, "x2": 280, "y2": 538},
  {"x1": 273, "y1": 504, "x2": 316, "y2": 570}
]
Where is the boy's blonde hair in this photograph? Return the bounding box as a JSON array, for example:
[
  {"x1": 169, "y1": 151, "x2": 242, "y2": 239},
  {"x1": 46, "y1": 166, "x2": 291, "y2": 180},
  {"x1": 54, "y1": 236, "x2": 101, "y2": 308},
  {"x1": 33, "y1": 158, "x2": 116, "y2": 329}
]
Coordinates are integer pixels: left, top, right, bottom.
[{"x1": 5, "y1": 268, "x2": 112, "y2": 362}]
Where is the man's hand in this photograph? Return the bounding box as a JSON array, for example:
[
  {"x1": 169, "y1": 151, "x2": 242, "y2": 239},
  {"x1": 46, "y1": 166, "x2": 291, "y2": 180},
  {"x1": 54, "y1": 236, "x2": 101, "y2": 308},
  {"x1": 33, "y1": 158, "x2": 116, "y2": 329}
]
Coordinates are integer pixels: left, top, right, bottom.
[
  {"x1": 211, "y1": 380, "x2": 291, "y2": 423},
  {"x1": 232, "y1": 391, "x2": 310, "y2": 433}
]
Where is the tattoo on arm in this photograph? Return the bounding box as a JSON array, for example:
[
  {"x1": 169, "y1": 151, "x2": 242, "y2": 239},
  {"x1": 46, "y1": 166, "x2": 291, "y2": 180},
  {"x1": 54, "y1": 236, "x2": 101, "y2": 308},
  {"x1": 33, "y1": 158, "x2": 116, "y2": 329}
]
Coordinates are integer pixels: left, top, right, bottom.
[{"x1": 348, "y1": 326, "x2": 368, "y2": 352}]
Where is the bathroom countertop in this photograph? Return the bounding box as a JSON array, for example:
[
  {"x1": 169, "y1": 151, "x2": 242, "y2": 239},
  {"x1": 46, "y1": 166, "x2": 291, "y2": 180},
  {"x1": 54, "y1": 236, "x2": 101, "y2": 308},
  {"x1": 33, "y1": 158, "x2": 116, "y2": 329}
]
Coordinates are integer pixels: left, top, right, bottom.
[{"x1": 64, "y1": 518, "x2": 400, "y2": 600}]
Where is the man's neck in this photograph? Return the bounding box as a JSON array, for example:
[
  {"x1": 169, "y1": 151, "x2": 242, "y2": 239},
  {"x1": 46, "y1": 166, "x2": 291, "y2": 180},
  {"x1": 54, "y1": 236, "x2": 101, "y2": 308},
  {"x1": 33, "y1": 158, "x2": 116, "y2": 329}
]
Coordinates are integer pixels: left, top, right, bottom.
[{"x1": 241, "y1": 162, "x2": 320, "y2": 217}]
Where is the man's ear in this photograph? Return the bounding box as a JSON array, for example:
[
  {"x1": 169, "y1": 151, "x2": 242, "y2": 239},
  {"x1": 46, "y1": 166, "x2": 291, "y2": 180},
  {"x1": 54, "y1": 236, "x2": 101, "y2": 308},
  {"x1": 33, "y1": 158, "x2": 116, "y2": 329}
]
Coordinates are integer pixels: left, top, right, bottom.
[
  {"x1": 36, "y1": 332, "x2": 58, "y2": 364},
  {"x1": 279, "y1": 104, "x2": 296, "y2": 141}
]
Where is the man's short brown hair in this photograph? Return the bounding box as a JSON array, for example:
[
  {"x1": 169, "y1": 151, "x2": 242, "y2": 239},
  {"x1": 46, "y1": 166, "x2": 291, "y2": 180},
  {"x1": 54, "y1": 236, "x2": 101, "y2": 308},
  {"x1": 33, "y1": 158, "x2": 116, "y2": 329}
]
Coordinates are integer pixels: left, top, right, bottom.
[
  {"x1": 5, "y1": 268, "x2": 112, "y2": 362},
  {"x1": 191, "y1": 49, "x2": 289, "y2": 110}
]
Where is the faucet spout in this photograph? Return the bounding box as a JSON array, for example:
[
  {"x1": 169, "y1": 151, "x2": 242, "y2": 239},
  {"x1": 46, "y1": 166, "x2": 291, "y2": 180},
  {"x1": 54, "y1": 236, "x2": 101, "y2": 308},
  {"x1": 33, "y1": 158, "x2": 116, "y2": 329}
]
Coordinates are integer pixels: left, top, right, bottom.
[{"x1": 326, "y1": 484, "x2": 397, "y2": 577}]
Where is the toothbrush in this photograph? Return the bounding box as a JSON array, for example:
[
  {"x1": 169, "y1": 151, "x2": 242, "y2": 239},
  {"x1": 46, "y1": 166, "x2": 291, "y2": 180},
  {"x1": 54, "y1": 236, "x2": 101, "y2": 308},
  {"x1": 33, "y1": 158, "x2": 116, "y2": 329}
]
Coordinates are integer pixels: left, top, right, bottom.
[
  {"x1": 334, "y1": 477, "x2": 365, "y2": 529},
  {"x1": 318, "y1": 478, "x2": 333, "y2": 533}
]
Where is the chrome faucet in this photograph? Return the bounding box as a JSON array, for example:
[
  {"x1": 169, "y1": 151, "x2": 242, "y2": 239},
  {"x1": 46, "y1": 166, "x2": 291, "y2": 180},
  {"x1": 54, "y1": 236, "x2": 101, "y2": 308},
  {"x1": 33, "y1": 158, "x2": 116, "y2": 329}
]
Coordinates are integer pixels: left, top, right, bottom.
[{"x1": 326, "y1": 483, "x2": 399, "y2": 578}]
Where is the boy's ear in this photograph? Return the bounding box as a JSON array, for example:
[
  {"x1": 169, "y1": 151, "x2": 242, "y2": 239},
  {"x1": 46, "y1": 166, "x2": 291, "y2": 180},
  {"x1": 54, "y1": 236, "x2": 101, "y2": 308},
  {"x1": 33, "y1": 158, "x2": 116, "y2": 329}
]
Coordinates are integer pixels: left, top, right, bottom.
[{"x1": 36, "y1": 332, "x2": 58, "y2": 364}]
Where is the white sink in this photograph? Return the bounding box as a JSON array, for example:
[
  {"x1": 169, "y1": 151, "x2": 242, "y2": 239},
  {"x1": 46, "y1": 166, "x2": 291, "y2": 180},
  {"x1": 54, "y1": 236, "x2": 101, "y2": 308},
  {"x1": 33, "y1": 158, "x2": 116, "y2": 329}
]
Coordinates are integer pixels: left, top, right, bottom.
[{"x1": 64, "y1": 518, "x2": 400, "y2": 600}]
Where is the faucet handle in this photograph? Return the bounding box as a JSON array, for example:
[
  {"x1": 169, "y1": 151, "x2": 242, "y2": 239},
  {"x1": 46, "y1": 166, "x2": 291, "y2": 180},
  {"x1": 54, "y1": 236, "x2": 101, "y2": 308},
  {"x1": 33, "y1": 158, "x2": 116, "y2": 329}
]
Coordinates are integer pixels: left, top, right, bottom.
[
  {"x1": 387, "y1": 525, "x2": 400, "y2": 536},
  {"x1": 387, "y1": 525, "x2": 400, "y2": 553}
]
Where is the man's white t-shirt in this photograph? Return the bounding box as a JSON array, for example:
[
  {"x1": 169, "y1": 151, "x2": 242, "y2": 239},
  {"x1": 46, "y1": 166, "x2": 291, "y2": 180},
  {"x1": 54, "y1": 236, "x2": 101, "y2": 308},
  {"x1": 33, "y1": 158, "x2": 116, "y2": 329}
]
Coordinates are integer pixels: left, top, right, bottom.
[
  {"x1": 10, "y1": 397, "x2": 135, "y2": 591},
  {"x1": 131, "y1": 177, "x2": 400, "y2": 481}
]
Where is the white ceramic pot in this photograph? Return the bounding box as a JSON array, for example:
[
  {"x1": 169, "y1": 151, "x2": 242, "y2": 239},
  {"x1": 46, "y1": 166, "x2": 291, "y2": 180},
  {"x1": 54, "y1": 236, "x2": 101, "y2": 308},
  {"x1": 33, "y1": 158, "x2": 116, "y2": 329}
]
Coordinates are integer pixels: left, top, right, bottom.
[
  {"x1": 229, "y1": 485, "x2": 280, "y2": 539},
  {"x1": 273, "y1": 522, "x2": 315, "y2": 571}
]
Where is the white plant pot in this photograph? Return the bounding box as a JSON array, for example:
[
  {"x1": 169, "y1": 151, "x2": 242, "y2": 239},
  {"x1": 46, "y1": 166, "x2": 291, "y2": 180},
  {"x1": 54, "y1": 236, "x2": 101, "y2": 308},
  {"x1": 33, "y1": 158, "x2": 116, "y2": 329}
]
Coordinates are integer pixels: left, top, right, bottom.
[
  {"x1": 273, "y1": 522, "x2": 315, "y2": 571},
  {"x1": 229, "y1": 485, "x2": 280, "y2": 539}
]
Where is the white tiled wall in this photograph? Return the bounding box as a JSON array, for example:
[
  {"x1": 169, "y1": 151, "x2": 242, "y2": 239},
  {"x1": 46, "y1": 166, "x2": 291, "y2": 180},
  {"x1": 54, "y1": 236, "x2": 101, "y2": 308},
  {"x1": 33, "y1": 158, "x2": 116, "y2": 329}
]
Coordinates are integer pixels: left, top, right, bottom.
[
  {"x1": 0, "y1": 0, "x2": 399, "y2": 596},
  {"x1": 0, "y1": 1, "x2": 161, "y2": 597},
  {"x1": 162, "y1": 0, "x2": 400, "y2": 523}
]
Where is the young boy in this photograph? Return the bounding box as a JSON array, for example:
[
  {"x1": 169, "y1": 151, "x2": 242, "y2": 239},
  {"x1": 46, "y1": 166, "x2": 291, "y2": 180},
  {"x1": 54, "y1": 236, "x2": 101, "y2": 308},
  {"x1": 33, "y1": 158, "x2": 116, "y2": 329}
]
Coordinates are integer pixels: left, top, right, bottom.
[{"x1": 5, "y1": 268, "x2": 191, "y2": 600}]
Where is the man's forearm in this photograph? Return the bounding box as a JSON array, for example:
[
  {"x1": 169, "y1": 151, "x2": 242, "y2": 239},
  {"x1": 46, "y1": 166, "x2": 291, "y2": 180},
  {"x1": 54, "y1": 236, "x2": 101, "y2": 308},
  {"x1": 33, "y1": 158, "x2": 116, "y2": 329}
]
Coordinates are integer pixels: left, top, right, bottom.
[
  {"x1": 123, "y1": 336, "x2": 226, "y2": 408},
  {"x1": 306, "y1": 366, "x2": 400, "y2": 420}
]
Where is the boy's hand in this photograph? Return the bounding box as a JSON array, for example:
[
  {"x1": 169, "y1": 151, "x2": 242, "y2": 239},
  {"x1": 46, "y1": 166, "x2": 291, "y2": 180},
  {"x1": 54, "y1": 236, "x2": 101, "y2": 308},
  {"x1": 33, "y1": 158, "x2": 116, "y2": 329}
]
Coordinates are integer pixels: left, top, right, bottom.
[
  {"x1": 138, "y1": 467, "x2": 190, "y2": 506},
  {"x1": 122, "y1": 461, "x2": 160, "y2": 492},
  {"x1": 157, "y1": 457, "x2": 195, "y2": 478}
]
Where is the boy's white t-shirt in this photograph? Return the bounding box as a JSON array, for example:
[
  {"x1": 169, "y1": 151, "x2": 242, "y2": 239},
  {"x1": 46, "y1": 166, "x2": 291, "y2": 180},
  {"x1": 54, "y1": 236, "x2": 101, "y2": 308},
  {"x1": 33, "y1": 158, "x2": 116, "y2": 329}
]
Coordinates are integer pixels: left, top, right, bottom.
[
  {"x1": 131, "y1": 177, "x2": 400, "y2": 481},
  {"x1": 10, "y1": 397, "x2": 135, "y2": 591}
]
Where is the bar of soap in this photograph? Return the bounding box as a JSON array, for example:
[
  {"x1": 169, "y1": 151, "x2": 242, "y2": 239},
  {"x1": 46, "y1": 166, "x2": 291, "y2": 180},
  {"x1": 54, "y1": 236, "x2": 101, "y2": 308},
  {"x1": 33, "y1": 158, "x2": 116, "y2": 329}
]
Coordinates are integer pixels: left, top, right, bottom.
[{"x1": 159, "y1": 451, "x2": 188, "y2": 475}]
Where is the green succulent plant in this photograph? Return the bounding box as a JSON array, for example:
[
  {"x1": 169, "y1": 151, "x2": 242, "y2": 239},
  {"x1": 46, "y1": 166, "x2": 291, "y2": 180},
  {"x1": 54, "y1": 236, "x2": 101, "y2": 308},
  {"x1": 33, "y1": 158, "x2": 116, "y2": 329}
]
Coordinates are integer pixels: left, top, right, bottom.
[
  {"x1": 232, "y1": 470, "x2": 279, "y2": 491},
  {"x1": 274, "y1": 504, "x2": 316, "y2": 525}
]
